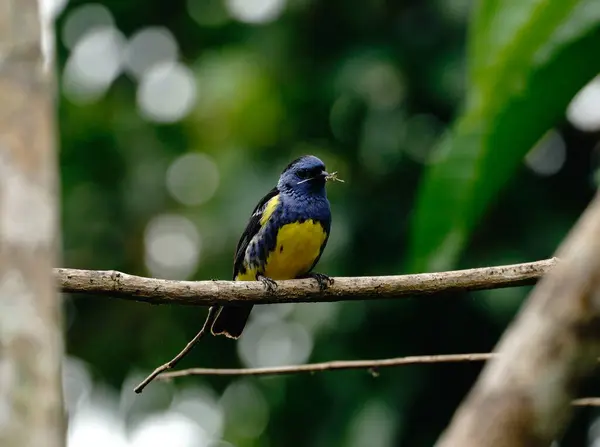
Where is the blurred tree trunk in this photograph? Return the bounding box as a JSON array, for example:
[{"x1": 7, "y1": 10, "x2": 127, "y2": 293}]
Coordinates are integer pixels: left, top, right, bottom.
[
  {"x1": 0, "y1": 1, "x2": 64, "y2": 446},
  {"x1": 437, "y1": 191, "x2": 600, "y2": 446}
]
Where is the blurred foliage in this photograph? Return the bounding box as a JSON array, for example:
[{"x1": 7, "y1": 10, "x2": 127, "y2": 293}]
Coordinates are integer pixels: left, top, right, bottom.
[
  {"x1": 408, "y1": 0, "x2": 600, "y2": 273},
  {"x1": 56, "y1": 0, "x2": 600, "y2": 446}
]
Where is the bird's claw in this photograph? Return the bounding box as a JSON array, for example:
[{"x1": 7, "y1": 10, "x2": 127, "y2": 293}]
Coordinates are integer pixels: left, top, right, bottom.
[
  {"x1": 305, "y1": 272, "x2": 334, "y2": 291},
  {"x1": 257, "y1": 274, "x2": 278, "y2": 293}
]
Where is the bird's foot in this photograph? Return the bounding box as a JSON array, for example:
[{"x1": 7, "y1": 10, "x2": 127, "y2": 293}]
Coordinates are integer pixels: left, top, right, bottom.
[
  {"x1": 302, "y1": 272, "x2": 334, "y2": 291},
  {"x1": 257, "y1": 274, "x2": 278, "y2": 293}
]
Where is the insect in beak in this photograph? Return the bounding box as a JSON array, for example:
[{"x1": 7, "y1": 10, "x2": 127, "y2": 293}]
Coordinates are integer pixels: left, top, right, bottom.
[{"x1": 325, "y1": 171, "x2": 344, "y2": 183}]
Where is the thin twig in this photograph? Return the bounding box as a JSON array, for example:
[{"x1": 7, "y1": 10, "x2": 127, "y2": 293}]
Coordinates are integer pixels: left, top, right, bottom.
[
  {"x1": 155, "y1": 354, "x2": 600, "y2": 407},
  {"x1": 133, "y1": 306, "x2": 218, "y2": 394},
  {"x1": 157, "y1": 353, "x2": 600, "y2": 379},
  {"x1": 57, "y1": 258, "x2": 558, "y2": 306},
  {"x1": 158, "y1": 353, "x2": 496, "y2": 378}
]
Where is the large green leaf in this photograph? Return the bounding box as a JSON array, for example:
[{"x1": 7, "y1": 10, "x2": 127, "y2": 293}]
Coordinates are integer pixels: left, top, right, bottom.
[{"x1": 407, "y1": 0, "x2": 600, "y2": 273}]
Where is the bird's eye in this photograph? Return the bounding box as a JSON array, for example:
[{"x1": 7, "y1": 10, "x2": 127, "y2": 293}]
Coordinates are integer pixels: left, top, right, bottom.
[{"x1": 297, "y1": 169, "x2": 310, "y2": 179}]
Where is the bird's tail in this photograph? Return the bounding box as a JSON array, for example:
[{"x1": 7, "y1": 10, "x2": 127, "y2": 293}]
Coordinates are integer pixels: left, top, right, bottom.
[{"x1": 211, "y1": 305, "x2": 253, "y2": 339}]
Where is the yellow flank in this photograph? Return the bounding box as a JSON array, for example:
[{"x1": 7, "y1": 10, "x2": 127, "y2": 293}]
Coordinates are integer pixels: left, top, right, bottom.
[
  {"x1": 236, "y1": 268, "x2": 258, "y2": 281},
  {"x1": 236, "y1": 219, "x2": 327, "y2": 281},
  {"x1": 260, "y1": 195, "x2": 280, "y2": 226}
]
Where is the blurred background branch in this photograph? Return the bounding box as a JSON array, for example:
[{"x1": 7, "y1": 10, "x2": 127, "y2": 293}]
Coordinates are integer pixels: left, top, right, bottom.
[
  {"x1": 438, "y1": 191, "x2": 600, "y2": 446},
  {"x1": 58, "y1": 258, "x2": 557, "y2": 305}
]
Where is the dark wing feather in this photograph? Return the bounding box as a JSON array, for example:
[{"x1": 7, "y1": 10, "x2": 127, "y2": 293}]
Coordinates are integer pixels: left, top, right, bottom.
[{"x1": 232, "y1": 186, "x2": 280, "y2": 279}]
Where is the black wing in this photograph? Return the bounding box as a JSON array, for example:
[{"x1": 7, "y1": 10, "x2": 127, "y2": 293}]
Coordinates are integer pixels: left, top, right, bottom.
[{"x1": 232, "y1": 186, "x2": 280, "y2": 279}]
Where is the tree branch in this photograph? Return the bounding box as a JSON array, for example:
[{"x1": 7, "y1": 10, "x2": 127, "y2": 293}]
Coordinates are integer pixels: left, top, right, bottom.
[
  {"x1": 57, "y1": 258, "x2": 558, "y2": 306},
  {"x1": 158, "y1": 353, "x2": 496, "y2": 378},
  {"x1": 437, "y1": 191, "x2": 600, "y2": 447},
  {"x1": 156, "y1": 353, "x2": 600, "y2": 407},
  {"x1": 133, "y1": 306, "x2": 218, "y2": 394}
]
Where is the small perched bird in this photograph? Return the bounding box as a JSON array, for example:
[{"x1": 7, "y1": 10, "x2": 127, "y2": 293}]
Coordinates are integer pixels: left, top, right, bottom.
[{"x1": 211, "y1": 155, "x2": 336, "y2": 339}]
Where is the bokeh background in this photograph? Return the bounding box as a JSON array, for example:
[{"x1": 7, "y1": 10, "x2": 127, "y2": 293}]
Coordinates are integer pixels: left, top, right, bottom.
[{"x1": 52, "y1": 0, "x2": 600, "y2": 446}]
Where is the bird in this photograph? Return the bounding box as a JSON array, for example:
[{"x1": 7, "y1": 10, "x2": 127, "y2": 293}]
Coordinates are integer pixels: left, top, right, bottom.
[{"x1": 210, "y1": 155, "x2": 335, "y2": 339}]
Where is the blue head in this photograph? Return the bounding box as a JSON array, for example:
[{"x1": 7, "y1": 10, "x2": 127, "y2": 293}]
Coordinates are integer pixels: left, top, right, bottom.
[{"x1": 277, "y1": 155, "x2": 329, "y2": 197}]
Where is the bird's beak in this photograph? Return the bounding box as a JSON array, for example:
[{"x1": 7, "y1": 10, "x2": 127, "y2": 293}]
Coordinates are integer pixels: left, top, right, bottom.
[{"x1": 320, "y1": 171, "x2": 330, "y2": 179}]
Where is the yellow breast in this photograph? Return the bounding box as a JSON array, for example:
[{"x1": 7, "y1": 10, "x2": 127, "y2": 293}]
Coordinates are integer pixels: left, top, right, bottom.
[
  {"x1": 236, "y1": 219, "x2": 327, "y2": 281},
  {"x1": 265, "y1": 220, "x2": 327, "y2": 279}
]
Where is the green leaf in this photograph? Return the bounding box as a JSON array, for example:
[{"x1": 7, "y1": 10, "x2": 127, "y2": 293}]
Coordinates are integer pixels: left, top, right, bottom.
[{"x1": 407, "y1": 0, "x2": 600, "y2": 273}]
